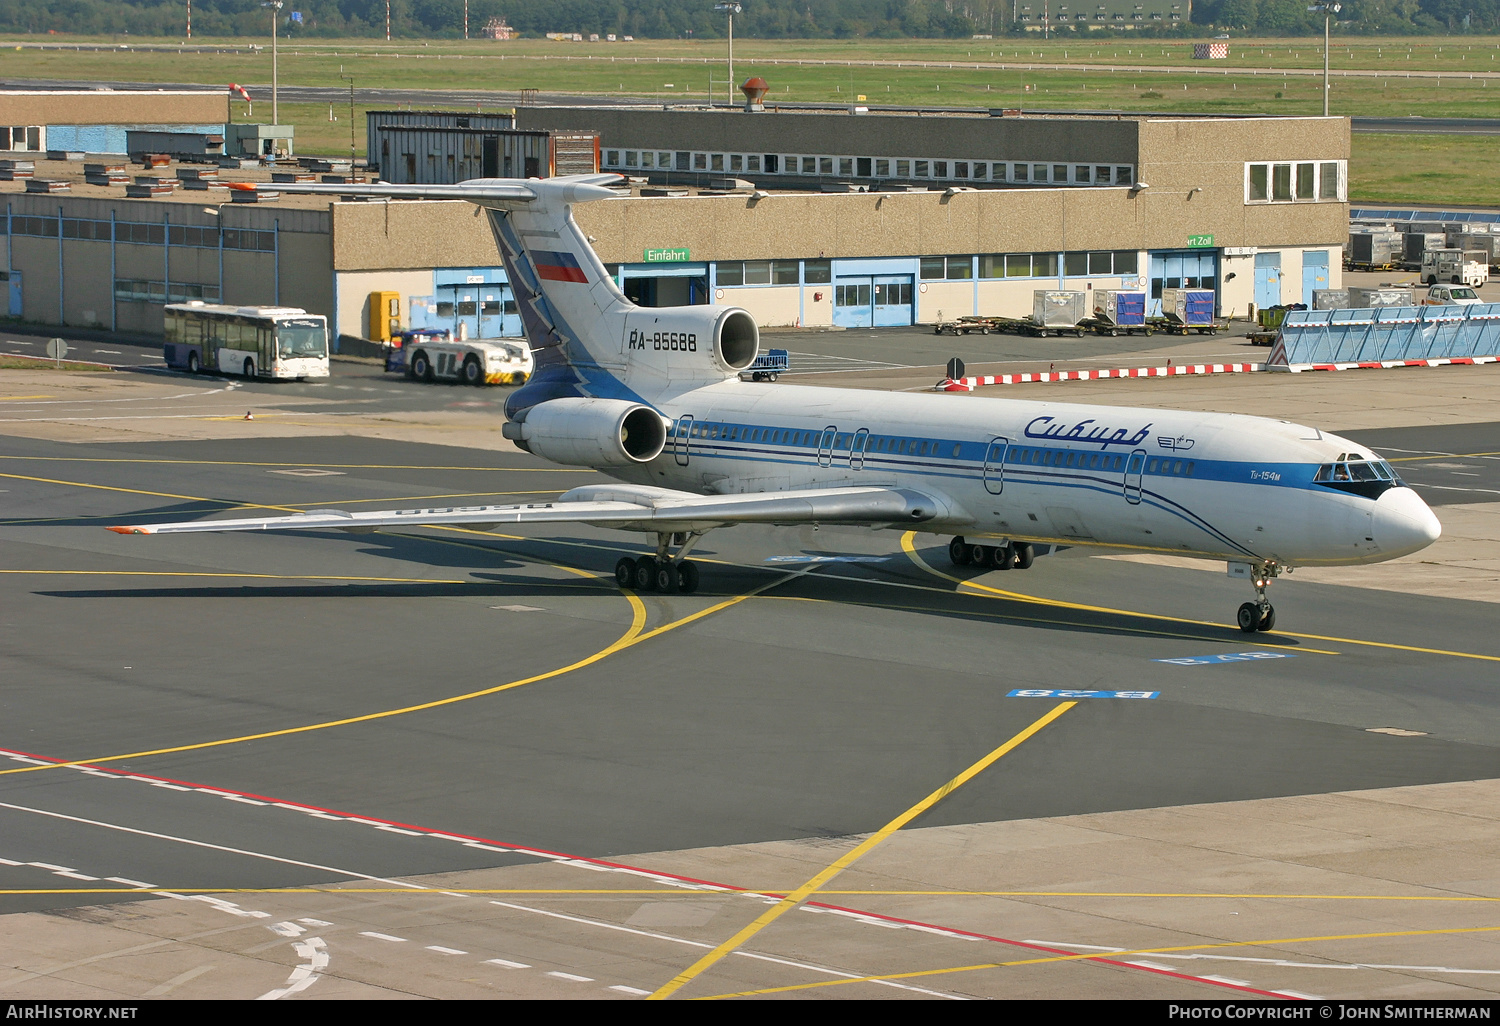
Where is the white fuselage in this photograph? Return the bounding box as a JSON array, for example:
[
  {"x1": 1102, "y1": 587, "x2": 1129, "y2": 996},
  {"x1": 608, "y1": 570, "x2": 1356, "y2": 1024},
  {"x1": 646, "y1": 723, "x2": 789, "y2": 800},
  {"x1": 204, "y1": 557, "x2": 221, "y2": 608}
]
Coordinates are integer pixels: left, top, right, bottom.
[{"x1": 605, "y1": 379, "x2": 1437, "y2": 568}]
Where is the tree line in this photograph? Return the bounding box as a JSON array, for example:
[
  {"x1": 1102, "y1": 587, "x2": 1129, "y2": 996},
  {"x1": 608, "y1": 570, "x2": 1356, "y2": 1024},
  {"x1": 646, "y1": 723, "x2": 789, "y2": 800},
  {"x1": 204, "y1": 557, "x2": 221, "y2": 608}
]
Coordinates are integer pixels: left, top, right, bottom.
[{"x1": 0, "y1": 0, "x2": 1494, "y2": 40}]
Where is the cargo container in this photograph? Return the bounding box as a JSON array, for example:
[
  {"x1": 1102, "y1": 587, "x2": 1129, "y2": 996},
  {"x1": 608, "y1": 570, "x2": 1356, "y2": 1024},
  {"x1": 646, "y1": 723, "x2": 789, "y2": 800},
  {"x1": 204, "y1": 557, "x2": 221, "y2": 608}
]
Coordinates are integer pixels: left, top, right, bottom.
[
  {"x1": 1403, "y1": 232, "x2": 1446, "y2": 269},
  {"x1": 1091, "y1": 290, "x2": 1147, "y2": 326},
  {"x1": 1346, "y1": 231, "x2": 1402, "y2": 270},
  {"x1": 1159, "y1": 288, "x2": 1216, "y2": 325},
  {"x1": 1032, "y1": 290, "x2": 1088, "y2": 328},
  {"x1": 1312, "y1": 289, "x2": 1349, "y2": 310},
  {"x1": 1347, "y1": 286, "x2": 1413, "y2": 308}
]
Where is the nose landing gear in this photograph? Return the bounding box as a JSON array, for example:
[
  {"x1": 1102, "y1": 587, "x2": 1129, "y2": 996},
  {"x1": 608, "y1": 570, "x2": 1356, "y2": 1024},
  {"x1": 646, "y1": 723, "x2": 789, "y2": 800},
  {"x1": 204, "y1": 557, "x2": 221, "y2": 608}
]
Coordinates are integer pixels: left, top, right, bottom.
[
  {"x1": 1236, "y1": 562, "x2": 1281, "y2": 633},
  {"x1": 615, "y1": 531, "x2": 704, "y2": 594}
]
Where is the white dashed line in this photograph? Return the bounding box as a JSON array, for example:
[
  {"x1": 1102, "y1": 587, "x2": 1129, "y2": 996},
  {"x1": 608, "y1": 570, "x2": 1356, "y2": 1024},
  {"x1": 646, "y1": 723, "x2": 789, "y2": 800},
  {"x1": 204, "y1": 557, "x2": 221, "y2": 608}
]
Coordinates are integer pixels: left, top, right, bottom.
[
  {"x1": 375, "y1": 825, "x2": 423, "y2": 836},
  {"x1": 359, "y1": 932, "x2": 407, "y2": 943},
  {"x1": 609, "y1": 986, "x2": 650, "y2": 996},
  {"x1": 104, "y1": 877, "x2": 154, "y2": 888},
  {"x1": 484, "y1": 958, "x2": 531, "y2": 969},
  {"x1": 546, "y1": 971, "x2": 593, "y2": 983},
  {"x1": 426, "y1": 946, "x2": 468, "y2": 955}
]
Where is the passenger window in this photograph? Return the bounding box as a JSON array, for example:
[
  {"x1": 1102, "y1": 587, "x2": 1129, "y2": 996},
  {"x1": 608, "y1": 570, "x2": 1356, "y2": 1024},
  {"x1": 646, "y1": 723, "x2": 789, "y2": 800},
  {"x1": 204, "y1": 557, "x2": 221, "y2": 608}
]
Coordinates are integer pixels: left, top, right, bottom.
[
  {"x1": 1185, "y1": 462, "x2": 1194, "y2": 476},
  {"x1": 1173, "y1": 461, "x2": 1182, "y2": 475},
  {"x1": 1148, "y1": 458, "x2": 1159, "y2": 473}
]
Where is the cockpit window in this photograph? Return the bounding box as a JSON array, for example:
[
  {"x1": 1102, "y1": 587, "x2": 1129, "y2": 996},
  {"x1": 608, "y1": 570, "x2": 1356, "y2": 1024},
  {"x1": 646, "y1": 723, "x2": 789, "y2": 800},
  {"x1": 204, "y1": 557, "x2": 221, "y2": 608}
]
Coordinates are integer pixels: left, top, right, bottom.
[{"x1": 1349, "y1": 461, "x2": 1378, "y2": 482}]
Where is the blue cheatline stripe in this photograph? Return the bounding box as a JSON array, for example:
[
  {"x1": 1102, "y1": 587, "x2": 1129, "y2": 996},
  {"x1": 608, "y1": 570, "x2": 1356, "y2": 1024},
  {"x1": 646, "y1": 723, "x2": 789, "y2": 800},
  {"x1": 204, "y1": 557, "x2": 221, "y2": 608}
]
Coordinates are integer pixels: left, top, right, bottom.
[{"x1": 675, "y1": 438, "x2": 1262, "y2": 558}]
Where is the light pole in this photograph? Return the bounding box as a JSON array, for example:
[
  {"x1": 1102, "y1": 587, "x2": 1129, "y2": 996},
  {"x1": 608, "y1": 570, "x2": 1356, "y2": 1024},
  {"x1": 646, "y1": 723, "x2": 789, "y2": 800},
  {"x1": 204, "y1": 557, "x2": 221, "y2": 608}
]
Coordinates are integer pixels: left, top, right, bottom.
[
  {"x1": 1308, "y1": 2, "x2": 1342, "y2": 117},
  {"x1": 714, "y1": 2, "x2": 741, "y2": 108},
  {"x1": 262, "y1": 0, "x2": 283, "y2": 127},
  {"x1": 340, "y1": 66, "x2": 355, "y2": 168}
]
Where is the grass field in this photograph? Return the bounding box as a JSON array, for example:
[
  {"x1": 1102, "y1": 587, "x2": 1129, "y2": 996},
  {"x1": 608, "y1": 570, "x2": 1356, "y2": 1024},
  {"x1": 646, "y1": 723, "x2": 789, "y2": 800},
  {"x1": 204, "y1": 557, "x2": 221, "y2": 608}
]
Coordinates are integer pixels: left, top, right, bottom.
[
  {"x1": 8, "y1": 34, "x2": 1500, "y2": 205},
  {"x1": 9, "y1": 34, "x2": 1500, "y2": 117}
]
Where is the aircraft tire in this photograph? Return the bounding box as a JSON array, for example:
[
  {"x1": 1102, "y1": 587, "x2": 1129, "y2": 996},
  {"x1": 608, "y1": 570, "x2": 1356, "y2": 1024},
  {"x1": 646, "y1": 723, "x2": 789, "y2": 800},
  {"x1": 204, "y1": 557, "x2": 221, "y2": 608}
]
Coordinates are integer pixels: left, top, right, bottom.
[
  {"x1": 989, "y1": 544, "x2": 1015, "y2": 571},
  {"x1": 677, "y1": 561, "x2": 700, "y2": 594},
  {"x1": 633, "y1": 556, "x2": 658, "y2": 591},
  {"x1": 1013, "y1": 542, "x2": 1034, "y2": 570},
  {"x1": 615, "y1": 557, "x2": 635, "y2": 589},
  {"x1": 949, "y1": 537, "x2": 971, "y2": 566},
  {"x1": 971, "y1": 544, "x2": 991, "y2": 566},
  {"x1": 1237, "y1": 602, "x2": 1261, "y2": 633},
  {"x1": 1258, "y1": 605, "x2": 1276, "y2": 632},
  {"x1": 655, "y1": 561, "x2": 679, "y2": 593}
]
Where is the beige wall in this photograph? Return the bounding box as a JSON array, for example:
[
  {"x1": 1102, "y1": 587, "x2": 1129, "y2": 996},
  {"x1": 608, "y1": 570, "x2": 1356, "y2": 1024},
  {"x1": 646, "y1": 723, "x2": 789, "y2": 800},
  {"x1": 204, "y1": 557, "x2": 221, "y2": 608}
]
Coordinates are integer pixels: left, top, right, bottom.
[
  {"x1": 713, "y1": 285, "x2": 807, "y2": 328},
  {"x1": 572, "y1": 185, "x2": 1345, "y2": 265},
  {"x1": 0, "y1": 91, "x2": 228, "y2": 127},
  {"x1": 335, "y1": 269, "x2": 436, "y2": 339},
  {"x1": 331, "y1": 200, "x2": 498, "y2": 271}
]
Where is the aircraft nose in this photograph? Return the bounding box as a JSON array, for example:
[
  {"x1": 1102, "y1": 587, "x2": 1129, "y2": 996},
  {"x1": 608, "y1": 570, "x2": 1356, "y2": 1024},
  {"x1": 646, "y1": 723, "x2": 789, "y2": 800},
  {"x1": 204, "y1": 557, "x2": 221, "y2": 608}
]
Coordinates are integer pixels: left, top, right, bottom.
[{"x1": 1374, "y1": 486, "x2": 1442, "y2": 556}]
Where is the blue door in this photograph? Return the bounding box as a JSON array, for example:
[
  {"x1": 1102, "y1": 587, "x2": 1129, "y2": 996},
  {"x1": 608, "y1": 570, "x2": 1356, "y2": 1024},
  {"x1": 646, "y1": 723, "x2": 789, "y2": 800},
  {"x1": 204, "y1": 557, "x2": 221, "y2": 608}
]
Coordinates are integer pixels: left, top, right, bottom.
[
  {"x1": 5, "y1": 270, "x2": 19, "y2": 317},
  {"x1": 1254, "y1": 252, "x2": 1282, "y2": 309},
  {"x1": 872, "y1": 276, "x2": 914, "y2": 326},
  {"x1": 833, "y1": 278, "x2": 873, "y2": 327},
  {"x1": 1149, "y1": 250, "x2": 1220, "y2": 317},
  {"x1": 1302, "y1": 251, "x2": 1329, "y2": 306}
]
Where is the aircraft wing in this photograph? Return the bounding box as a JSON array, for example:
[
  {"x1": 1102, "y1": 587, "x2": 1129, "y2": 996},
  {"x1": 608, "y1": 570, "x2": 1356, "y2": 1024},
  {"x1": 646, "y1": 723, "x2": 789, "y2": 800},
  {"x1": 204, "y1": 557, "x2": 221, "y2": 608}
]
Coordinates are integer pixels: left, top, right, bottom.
[{"x1": 106, "y1": 485, "x2": 945, "y2": 536}]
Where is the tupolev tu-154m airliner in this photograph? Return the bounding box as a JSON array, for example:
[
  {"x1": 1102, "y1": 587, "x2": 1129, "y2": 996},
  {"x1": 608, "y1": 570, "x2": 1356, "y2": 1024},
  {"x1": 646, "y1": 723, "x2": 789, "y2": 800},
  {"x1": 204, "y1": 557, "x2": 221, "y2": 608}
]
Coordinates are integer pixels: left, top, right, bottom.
[{"x1": 109, "y1": 174, "x2": 1442, "y2": 632}]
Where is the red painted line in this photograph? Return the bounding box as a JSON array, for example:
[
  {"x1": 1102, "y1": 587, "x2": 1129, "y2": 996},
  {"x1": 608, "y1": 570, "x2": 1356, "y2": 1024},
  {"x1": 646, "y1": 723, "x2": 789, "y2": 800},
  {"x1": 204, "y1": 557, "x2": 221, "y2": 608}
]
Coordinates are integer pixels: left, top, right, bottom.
[{"x1": 0, "y1": 743, "x2": 1296, "y2": 997}]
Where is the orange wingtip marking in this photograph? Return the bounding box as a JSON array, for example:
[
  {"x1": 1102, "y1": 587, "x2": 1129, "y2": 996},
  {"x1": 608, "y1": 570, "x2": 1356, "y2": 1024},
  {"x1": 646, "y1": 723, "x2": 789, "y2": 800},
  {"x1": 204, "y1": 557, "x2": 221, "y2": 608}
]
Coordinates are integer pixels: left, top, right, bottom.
[
  {"x1": 106, "y1": 526, "x2": 151, "y2": 535},
  {"x1": 225, "y1": 182, "x2": 257, "y2": 191}
]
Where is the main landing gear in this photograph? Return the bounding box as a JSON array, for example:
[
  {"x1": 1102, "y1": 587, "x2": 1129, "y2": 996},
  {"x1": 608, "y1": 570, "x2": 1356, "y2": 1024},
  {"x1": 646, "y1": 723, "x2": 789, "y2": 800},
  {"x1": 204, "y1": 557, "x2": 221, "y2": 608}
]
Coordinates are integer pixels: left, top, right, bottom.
[
  {"x1": 615, "y1": 531, "x2": 703, "y2": 594},
  {"x1": 948, "y1": 536, "x2": 1034, "y2": 571},
  {"x1": 1236, "y1": 562, "x2": 1282, "y2": 633}
]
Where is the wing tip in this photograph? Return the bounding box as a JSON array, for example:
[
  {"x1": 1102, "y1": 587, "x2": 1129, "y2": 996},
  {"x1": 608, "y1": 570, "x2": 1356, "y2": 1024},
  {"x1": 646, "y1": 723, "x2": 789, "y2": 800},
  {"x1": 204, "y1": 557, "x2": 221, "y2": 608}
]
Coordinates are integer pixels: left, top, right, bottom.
[{"x1": 106, "y1": 525, "x2": 152, "y2": 535}]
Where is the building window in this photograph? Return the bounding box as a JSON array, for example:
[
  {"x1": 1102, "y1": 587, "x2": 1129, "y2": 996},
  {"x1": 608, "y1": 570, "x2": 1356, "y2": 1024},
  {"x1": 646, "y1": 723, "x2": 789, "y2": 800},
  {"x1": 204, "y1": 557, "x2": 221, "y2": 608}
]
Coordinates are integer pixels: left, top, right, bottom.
[
  {"x1": 914, "y1": 160, "x2": 930, "y2": 178},
  {"x1": 605, "y1": 150, "x2": 620, "y2": 167},
  {"x1": 640, "y1": 151, "x2": 655, "y2": 169},
  {"x1": 1053, "y1": 165, "x2": 1068, "y2": 183},
  {"x1": 818, "y1": 157, "x2": 834, "y2": 175},
  {"x1": 747, "y1": 155, "x2": 761, "y2": 172},
  {"x1": 801, "y1": 156, "x2": 816, "y2": 175},
  {"x1": 693, "y1": 153, "x2": 708, "y2": 170},
  {"x1": 1247, "y1": 161, "x2": 1343, "y2": 203},
  {"x1": 1320, "y1": 161, "x2": 1340, "y2": 200},
  {"x1": 1075, "y1": 165, "x2": 1091, "y2": 184},
  {"x1": 933, "y1": 160, "x2": 948, "y2": 179},
  {"x1": 875, "y1": 158, "x2": 890, "y2": 177},
  {"x1": 624, "y1": 151, "x2": 638, "y2": 167},
  {"x1": 839, "y1": 158, "x2": 853, "y2": 176},
  {"x1": 1033, "y1": 164, "x2": 1048, "y2": 182},
  {"x1": 895, "y1": 159, "x2": 910, "y2": 177},
  {"x1": 729, "y1": 154, "x2": 743, "y2": 172},
  {"x1": 711, "y1": 154, "x2": 724, "y2": 172},
  {"x1": 761, "y1": 155, "x2": 776, "y2": 173},
  {"x1": 804, "y1": 259, "x2": 832, "y2": 284}
]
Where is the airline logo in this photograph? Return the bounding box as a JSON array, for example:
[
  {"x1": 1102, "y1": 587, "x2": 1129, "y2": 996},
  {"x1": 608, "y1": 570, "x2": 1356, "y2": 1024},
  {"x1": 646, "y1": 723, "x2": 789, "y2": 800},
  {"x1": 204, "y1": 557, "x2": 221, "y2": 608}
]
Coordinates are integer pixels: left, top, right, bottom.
[{"x1": 534, "y1": 250, "x2": 589, "y2": 284}]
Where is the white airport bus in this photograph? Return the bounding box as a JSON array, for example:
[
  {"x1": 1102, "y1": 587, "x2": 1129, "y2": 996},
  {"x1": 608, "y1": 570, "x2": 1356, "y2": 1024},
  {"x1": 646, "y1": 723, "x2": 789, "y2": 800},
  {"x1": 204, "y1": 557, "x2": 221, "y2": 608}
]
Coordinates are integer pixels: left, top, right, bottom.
[{"x1": 163, "y1": 302, "x2": 331, "y2": 380}]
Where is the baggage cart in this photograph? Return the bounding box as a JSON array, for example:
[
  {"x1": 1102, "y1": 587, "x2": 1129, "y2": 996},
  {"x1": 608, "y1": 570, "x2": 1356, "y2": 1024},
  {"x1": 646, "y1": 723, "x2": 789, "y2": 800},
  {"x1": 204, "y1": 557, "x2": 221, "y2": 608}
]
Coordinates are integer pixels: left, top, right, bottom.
[{"x1": 741, "y1": 348, "x2": 789, "y2": 381}]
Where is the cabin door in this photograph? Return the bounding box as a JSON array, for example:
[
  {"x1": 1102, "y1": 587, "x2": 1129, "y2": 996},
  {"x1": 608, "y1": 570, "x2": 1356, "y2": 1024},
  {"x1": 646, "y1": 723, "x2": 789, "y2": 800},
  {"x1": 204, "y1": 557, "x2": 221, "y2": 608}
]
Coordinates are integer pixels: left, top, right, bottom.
[
  {"x1": 850, "y1": 428, "x2": 870, "y2": 470},
  {"x1": 983, "y1": 437, "x2": 1009, "y2": 495},
  {"x1": 674, "y1": 415, "x2": 693, "y2": 467},
  {"x1": 1124, "y1": 448, "x2": 1146, "y2": 505}
]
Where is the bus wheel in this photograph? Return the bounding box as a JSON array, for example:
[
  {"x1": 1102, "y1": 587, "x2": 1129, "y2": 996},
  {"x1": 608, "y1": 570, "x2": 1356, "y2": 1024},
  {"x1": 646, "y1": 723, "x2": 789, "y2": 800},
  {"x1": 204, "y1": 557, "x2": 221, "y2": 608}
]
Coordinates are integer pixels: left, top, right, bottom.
[
  {"x1": 462, "y1": 357, "x2": 483, "y2": 385},
  {"x1": 243, "y1": 358, "x2": 255, "y2": 378},
  {"x1": 186, "y1": 352, "x2": 199, "y2": 374}
]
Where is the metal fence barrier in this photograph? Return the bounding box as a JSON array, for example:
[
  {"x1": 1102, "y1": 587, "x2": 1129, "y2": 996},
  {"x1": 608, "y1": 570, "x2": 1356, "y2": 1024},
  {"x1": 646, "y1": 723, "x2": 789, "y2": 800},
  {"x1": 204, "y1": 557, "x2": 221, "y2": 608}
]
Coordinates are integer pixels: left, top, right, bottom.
[{"x1": 1268, "y1": 303, "x2": 1500, "y2": 368}]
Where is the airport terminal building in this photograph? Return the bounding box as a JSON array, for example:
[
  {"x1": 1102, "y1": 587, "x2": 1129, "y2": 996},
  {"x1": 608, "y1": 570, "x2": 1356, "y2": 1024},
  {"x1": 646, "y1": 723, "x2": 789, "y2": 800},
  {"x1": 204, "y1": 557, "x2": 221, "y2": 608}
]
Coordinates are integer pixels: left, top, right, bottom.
[{"x1": 0, "y1": 101, "x2": 1347, "y2": 347}]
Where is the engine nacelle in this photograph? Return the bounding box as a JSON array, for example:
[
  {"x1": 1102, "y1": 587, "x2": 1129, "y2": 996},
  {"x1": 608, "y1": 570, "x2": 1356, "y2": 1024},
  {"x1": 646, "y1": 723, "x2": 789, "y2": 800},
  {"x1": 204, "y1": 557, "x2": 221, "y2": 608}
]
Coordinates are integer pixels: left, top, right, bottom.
[
  {"x1": 622, "y1": 306, "x2": 759, "y2": 378},
  {"x1": 502, "y1": 397, "x2": 667, "y2": 468}
]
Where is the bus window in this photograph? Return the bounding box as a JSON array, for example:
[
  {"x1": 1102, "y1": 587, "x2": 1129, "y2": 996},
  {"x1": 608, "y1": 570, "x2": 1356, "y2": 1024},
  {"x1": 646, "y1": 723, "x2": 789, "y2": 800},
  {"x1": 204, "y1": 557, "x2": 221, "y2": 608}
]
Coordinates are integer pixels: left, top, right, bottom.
[{"x1": 277, "y1": 319, "x2": 328, "y2": 359}]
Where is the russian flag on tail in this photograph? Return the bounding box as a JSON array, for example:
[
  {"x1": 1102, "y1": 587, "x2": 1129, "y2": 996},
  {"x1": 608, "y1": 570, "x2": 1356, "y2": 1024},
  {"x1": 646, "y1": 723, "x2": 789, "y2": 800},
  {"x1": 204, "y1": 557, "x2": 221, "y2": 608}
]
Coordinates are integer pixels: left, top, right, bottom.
[{"x1": 534, "y1": 250, "x2": 588, "y2": 284}]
